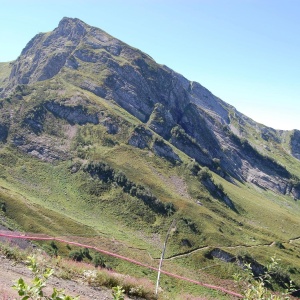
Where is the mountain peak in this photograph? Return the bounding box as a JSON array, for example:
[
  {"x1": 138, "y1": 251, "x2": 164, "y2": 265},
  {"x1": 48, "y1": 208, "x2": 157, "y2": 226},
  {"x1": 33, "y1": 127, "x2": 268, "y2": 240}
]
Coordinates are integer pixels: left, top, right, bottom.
[
  {"x1": 55, "y1": 17, "x2": 88, "y2": 39},
  {"x1": 4, "y1": 17, "x2": 90, "y2": 89}
]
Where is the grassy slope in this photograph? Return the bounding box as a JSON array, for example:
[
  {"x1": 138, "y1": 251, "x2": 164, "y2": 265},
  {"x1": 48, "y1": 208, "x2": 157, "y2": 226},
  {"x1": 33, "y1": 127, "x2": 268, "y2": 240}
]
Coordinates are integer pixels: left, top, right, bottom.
[
  {"x1": 1, "y1": 145, "x2": 300, "y2": 298},
  {"x1": 1, "y1": 78, "x2": 300, "y2": 298},
  {"x1": 0, "y1": 62, "x2": 12, "y2": 90}
]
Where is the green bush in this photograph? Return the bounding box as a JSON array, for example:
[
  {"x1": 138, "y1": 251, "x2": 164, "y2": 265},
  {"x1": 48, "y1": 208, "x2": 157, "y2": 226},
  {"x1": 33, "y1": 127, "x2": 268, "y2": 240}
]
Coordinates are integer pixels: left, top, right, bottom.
[
  {"x1": 0, "y1": 201, "x2": 6, "y2": 212},
  {"x1": 69, "y1": 250, "x2": 84, "y2": 262},
  {"x1": 93, "y1": 253, "x2": 106, "y2": 268},
  {"x1": 197, "y1": 167, "x2": 212, "y2": 181}
]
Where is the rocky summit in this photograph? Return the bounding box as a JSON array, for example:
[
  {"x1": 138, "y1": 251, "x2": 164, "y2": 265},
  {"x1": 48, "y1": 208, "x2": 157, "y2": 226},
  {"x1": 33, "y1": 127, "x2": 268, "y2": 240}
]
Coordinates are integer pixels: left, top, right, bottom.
[{"x1": 0, "y1": 17, "x2": 300, "y2": 297}]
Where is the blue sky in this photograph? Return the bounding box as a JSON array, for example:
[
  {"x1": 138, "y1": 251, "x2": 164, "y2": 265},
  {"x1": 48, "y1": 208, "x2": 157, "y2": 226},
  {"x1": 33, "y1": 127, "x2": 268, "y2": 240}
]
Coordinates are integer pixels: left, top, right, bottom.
[{"x1": 0, "y1": 0, "x2": 299, "y2": 130}]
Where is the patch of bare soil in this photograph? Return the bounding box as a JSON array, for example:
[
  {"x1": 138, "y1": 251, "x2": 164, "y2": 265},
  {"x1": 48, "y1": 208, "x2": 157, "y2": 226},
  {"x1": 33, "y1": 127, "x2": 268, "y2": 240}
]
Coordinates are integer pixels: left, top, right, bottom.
[
  {"x1": 0, "y1": 255, "x2": 114, "y2": 300},
  {"x1": 150, "y1": 166, "x2": 191, "y2": 199},
  {"x1": 168, "y1": 175, "x2": 191, "y2": 199}
]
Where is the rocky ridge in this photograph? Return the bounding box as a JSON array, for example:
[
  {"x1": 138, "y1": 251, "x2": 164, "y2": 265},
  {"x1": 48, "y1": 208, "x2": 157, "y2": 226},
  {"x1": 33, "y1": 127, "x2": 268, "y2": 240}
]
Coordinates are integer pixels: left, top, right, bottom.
[{"x1": 0, "y1": 17, "x2": 299, "y2": 199}]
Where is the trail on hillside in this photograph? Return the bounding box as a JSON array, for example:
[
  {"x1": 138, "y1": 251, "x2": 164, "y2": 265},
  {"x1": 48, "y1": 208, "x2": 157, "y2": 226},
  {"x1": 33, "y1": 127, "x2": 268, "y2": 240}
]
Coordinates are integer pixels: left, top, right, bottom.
[{"x1": 163, "y1": 237, "x2": 300, "y2": 261}]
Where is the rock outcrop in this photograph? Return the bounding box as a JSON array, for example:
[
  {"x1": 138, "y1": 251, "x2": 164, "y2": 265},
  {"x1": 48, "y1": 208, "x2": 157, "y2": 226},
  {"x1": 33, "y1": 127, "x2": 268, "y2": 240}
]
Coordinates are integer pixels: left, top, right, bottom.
[
  {"x1": 128, "y1": 125, "x2": 153, "y2": 149},
  {"x1": 152, "y1": 139, "x2": 182, "y2": 164},
  {"x1": 45, "y1": 101, "x2": 99, "y2": 125},
  {"x1": 6, "y1": 18, "x2": 87, "y2": 90},
  {"x1": 290, "y1": 130, "x2": 300, "y2": 160}
]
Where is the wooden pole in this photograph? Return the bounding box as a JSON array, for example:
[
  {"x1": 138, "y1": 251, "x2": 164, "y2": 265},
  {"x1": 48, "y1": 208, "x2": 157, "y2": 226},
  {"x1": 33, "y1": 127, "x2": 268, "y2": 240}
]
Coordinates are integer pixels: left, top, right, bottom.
[{"x1": 155, "y1": 219, "x2": 176, "y2": 296}]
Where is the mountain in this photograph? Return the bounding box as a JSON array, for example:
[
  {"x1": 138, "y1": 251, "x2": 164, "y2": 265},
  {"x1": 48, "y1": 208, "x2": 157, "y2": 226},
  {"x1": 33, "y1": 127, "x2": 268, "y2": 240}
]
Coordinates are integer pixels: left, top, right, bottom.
[{"x1": 1, "y1": 17, "x2": 300, "y2": 298}]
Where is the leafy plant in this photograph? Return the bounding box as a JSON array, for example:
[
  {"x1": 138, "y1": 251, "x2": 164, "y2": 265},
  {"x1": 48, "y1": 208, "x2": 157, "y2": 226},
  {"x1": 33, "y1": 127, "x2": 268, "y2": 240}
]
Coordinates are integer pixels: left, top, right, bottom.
[
  {"x1": 234, "y1": 256, "x2": 294, "y2": 300},
  {"x1": 12, "y1": 256, "x2": 79, "y2": 300},
  {"x1": 112, "y1": 286, "x2": 125, "y2": 300}
]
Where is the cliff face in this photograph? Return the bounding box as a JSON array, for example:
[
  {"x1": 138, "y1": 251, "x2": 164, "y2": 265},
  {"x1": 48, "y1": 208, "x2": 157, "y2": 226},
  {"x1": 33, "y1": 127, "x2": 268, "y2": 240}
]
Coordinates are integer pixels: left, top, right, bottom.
[
  {"x1": 7, "y1": 18, "x2": 87, "y2": 87},
  {"x1": 1, "y1": 17, "x2": 300, "y2": 199},
  {"x1": 291, "y1": 130, "x2": 300, "y2": 160}
]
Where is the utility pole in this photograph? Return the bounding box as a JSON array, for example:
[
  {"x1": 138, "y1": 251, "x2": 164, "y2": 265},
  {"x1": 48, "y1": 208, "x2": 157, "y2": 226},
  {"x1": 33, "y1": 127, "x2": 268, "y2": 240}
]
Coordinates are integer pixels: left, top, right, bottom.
[{"x1": 155, "y1": 219, "x2": 176, "y2": 296}]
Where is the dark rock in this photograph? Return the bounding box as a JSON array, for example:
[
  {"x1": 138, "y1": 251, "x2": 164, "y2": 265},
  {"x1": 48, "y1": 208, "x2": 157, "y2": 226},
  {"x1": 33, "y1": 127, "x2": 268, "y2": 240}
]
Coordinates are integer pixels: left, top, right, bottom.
[
  {"x1": 128, "y1": 125, "x2": 153, "y2": 149},
  {"x1": 45, "y1": 101, "x2": 99, "y2": 125},
  {"x1": 152, "y1": 139, "x2": 181, "y2": 164},
  {"x1": 170, "y1": 126, "x2": 211, "y2": 167},
  {"x1": 80, "y1": 80, "x2": 107, "y2": 98},
  {"x1": 23, "y1": 106, "x2": 46, "y2": 134},
  {"x1": 102, "y1": 118, "x2": 118, "y2": 134},
  {"x1": 178, "y1": 103, "x2": 221, "y2": 158},
  {"x1": 65, "y1": 55, "x2": 80, "y2": 70},
  {"x1": 291, "y1": 185, "x2": 300, "y2": 200},
  {"x1": 209, "y1": 248, "x2": 265, "y2": 277},
  {"x1": 13, "y1": 136, "x2": 26, "y2": 146},
  {"x1": 181, "y1": 239, "x2": 192, "y2": 247},
  {"x1": 210, "y1": 248, "x2": 236, "y2": 263},
  {"x1": 148, "y1": 103, "x2": 176, "y2": 138}
]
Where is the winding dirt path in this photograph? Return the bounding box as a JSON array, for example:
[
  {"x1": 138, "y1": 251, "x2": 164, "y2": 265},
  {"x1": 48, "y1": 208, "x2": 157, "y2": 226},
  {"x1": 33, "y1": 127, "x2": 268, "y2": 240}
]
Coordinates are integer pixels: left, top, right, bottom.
[{"x1": 163, "y1": 235, "x2": 300, "y2": 261}]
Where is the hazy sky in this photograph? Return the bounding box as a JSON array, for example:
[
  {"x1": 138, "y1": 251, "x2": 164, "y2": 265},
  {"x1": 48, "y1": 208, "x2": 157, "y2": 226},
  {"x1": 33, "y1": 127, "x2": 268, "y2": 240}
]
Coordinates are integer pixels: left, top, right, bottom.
[{"x1": 0, "y1": 0, "x2": 299, "y2": 130}]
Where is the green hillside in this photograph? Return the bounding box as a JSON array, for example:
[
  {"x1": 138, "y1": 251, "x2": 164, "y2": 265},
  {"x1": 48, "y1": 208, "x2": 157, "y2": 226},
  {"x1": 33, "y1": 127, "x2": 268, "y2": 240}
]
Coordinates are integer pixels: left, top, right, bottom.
[{"x1": 0, "y1": 18, "x2": 300, "y2": 299}]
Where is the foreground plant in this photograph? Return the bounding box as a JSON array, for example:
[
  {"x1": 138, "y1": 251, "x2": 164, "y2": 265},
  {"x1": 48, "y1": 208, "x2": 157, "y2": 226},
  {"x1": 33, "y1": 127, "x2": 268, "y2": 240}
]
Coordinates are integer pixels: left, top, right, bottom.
[
  {"x1": 12, "y1": 256, "x2": 79, "y2": 300},
  {"x1": 234, "y1": 256, "x2": 294, "y2": 300},
  {"x1": 112, "y1": 285, "x2": 125, "y2": 300}
]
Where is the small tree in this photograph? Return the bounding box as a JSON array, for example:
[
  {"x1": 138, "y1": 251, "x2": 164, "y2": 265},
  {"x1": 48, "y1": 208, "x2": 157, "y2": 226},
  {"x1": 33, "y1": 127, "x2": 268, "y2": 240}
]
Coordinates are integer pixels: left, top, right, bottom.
[{"x1": 164, "y1": 202, "x2": 175, "y2": 217}]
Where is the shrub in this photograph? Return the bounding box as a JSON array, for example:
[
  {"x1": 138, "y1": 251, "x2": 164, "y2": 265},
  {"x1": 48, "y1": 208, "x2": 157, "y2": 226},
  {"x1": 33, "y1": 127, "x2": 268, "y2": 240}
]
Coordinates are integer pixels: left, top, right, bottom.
[
  {"x1": 93, "y1": 253, "x2": 106, "y2": 268},
  {"x1": 188, "y1": 160, "x2": 201, "y2": 175},
  {"x1": 275, "y1": 241, "x2": 285, "y2": 249},
  {"x1": 69, "y1": 250, "x2": 84, "y2": 262},
  {"x1": 216, "y1": 183, "x2": 224, "y2": 193},
  {"x1": 197, "y1": 167, "x2": 212, "y2": 181},
  {"x1": 0, "y1": 202, "x2": 6, "y2": 212},
  {"x1": 82, "y1": 248, "x2": 92, "y2": 260}
]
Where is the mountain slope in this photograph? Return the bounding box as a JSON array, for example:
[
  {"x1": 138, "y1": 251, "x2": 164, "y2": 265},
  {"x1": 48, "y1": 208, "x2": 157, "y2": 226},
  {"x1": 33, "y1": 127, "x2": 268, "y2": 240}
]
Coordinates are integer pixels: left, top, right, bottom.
[
  {"x1": 1, "y1": 17, "x2": 300, "y2": 298},
  {"x1": 2, "y1": 17, "x2": 299, "y2": 199}
]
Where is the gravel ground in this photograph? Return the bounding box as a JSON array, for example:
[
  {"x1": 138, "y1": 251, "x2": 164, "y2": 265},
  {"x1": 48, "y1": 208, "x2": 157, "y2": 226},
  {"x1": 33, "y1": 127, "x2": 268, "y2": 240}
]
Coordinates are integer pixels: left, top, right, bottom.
[
  {"x1": 0, "y1": 255, "x2": 114, "y2": 300},
  {"x1": 0, "y1": 225, "x2": 145, "y2": 300}
]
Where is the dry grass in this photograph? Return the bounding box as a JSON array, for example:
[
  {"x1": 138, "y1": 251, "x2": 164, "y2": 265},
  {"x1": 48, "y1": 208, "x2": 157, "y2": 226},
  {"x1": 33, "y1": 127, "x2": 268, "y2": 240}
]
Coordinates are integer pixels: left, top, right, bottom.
[{"x1": 0, "y1": 242, "x2": 157, "y2": 300}]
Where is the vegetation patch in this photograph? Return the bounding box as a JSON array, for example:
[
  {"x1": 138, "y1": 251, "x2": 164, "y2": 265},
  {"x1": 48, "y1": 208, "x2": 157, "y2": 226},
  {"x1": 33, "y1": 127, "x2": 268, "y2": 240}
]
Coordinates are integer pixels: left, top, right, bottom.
[{"x1": 83, "y1": 161, "x2": 176, "y2": 216}]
